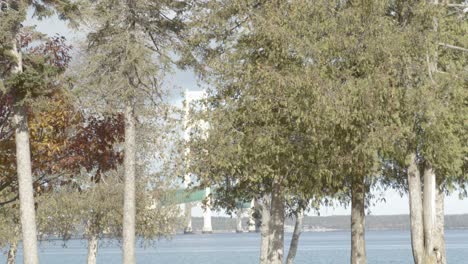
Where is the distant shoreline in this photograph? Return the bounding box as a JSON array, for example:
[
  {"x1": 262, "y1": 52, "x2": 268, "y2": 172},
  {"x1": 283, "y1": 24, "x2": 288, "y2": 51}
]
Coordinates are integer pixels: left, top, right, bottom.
[
  {"x1": 174, "y1": 227, "x2": 468, "y2": 235},
  {"x1": 182, "y1": 214, "x2": 468, "y2": 233},
  {"x1": 37, "y1": 227, "x2": 468, "y2": 242}
]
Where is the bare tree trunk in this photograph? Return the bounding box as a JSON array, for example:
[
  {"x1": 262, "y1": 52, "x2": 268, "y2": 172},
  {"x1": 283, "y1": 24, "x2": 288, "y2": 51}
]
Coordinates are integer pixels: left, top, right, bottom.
[
  {"x1": 286, "y1": 208, "x2": 304, "y2": 264},
  {"x1": 14, "y1": 106, "x2": 39, "y2": 264},
  {"x1": 6, "y1": 225, "x2": 20, "y2": 264},
  {"x1": 259, "y1": 194, "x2": 271, "y2": 264},
  {"x1": 6, "y1": 240, "x2": 18, "y2": 264},
  {"x1": 408, "y1": 153, "x2": 424, "y2": 264},
  {"x1": 184, "y1": 202, "x2": 193, "y2": 234},
  {"x1": 435, "y1": 188, "x2": 445, "y2": 264},
  {"x1": 87, "y1": 234, "x2": 99, "y2": 264},
  {"x1": 267, "y1": 189, "x2": 285, "y2": 264},
  {"x1": 423, "y1": 165, "x2": 436, "y2": 263},
  {"x1": 12, "y1": 39, "x2": 39, "y2": 264},
  {"x1": 351, "y1": 177, "x2": 366, "y2": 264},
  {"x1": 122, "y1": 104, "x2": 136, "y2": 264}
]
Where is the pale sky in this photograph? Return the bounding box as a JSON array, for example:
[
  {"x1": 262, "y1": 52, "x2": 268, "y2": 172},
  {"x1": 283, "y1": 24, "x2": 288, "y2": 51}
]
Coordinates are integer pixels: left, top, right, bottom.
[{"x1": 27, "y1": 14, "x2": 468, "y2": 217}]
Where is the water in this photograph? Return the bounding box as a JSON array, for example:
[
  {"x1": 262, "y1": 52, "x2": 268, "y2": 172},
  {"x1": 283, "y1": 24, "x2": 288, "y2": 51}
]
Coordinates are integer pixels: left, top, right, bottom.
[{"x1": 3, "y1": 230, "x2": 468, "y2": 263}]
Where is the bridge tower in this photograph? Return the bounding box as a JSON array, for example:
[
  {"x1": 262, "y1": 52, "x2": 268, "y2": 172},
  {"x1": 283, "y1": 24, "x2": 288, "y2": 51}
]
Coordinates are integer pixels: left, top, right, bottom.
[
  {"x1": 236, "y1": 208, "x2": 244, "y2": 233},
  {"x1": 183, "y1": 173, "x2": 193, "y2": 234},
  {"x1": 184, "y1": 90, "x2": 212, "y2": 234},
  {"x1": 202, "y1": 187, "x2": 213, "y2": 233}
]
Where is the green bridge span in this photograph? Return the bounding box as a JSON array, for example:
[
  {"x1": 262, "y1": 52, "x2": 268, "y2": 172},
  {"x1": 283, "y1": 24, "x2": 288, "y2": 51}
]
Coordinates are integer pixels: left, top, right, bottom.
[{"x1": 164, "y1": 189, "x2": 252, "y2": 209}]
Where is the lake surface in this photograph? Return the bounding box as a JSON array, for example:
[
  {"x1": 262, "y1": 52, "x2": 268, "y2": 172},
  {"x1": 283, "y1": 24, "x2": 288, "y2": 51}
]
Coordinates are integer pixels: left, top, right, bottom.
[{"x1": 3, "y1": 230, "x2": 468, "y2": 263}]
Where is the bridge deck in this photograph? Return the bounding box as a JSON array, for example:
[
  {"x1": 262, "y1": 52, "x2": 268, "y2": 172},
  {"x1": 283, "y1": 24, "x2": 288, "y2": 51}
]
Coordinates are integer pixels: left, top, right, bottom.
[{"x1": 162, "y1": 189, "x2": 251, "y2": 209}]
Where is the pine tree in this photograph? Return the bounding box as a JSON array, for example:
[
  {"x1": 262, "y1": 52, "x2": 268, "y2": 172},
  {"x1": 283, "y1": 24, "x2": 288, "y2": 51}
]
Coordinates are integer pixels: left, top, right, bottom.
[{"x1": 76, "y1": 0, "x2": 185, "y2": 262}]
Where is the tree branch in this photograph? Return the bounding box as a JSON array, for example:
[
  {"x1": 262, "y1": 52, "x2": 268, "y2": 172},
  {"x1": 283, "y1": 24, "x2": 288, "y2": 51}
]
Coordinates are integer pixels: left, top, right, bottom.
[
  {"x1": 0, "y1": 194, "x2": 19, "y2": 207},
  {"x1": 446, "y1": 4, "x2": 468, "y2": 7},
  {"x1": 438, "y1": 43, "x2": 468, "y2": 53}
]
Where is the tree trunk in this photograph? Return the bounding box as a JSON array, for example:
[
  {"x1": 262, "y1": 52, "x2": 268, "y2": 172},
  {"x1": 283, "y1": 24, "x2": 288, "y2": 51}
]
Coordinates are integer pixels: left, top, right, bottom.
[
  {"x1": 248, "y1": 199, "x2": 258, "y2": 232},
  {"x1": 267, "y1": 190, "x2": 285, "y2": 264},
  {"x1": 6, "y1": 240, "x2": 18, "y2": 264},
  {"x1": 12, "y1": 39, "x2": 39, "y2": 264},
  {"x1": 184, "y1": 202, "x2": 193, "y2": 234},
  {"x1": 122, "y1": 104, "x2": 136, "y2": 264},
  {"x1": 351, "y1": 177, "x2": 366, "y2": 264},
  {"x1": 259, "y1": 194, "x2": 271, "y2": 264},
  {"x1": 423, "y1": 164, "x2": 436, "y2": 263},
  {"x1": 435, "y1": 188, "x2": 445, "y2": 264},
  {"x1": 286, "y1": 208, "x2": 304, "y2": 264},
  {"x1": 422, "y1": 1, "x2": 439, "y2": 260},
  {"x1": 408, "y1": 153, "x2": 424, "y2": 264},
  {"x1": 87, "y1": 234, "x2": 99, "y2": 264}
]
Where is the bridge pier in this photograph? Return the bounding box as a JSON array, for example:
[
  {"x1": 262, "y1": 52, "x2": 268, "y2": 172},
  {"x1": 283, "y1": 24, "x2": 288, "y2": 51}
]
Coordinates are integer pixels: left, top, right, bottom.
[
  {"x1": 236, "y1": 208, "x2": 244, "y2": 233},
  {"x1": 202, "y1": 188, "x2": 213, "y2": 234}
]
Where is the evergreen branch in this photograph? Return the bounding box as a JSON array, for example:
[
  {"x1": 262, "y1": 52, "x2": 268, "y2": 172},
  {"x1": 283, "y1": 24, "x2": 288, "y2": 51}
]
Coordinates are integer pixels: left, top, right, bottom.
[{"x1": 147, "y1": 31, "x2": 169, "y2": 61}]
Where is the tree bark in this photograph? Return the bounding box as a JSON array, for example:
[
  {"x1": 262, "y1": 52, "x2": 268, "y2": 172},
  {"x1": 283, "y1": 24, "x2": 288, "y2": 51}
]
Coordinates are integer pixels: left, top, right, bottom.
[
  {"x1": 259, "y1": 194, "x2": 271, "y2": 264},
  {"x1": 422, "y1": 1, "x2": 439, "y2": 260},
  {"x1": 351, "y1": 177, "x2": 366, "y2": 264},
  {"x1": 122, "y1": 104, "x2": 136, "y2": 264},
  {"x1": 248, "y1": 199, "x2": 258, "y2": 232},
  {"x1": 423, "y1": 164, "x2": 436, "y2": 263},
  {"x1": 286, "y1": 208, "x2": 304, "y2": 264},
  {"x1": 12, "y1": 39, "x2": 39, "y2": 264},
  {"x1": 408, "y1": 153, "x2": 424, "y2": 264},
  {"x1": 435, "y1": 188, "x2": 445, "y2": 264},
  {"x1": 87, "y1": 234, "x2": 99, "y2": 264},
  {"x1": 184, "y1": 202, "x2": 193, "y2": 234},
  {"x1": 267, "y1": 190, "x2": 285, "y2": 264},
  {"x1": 6, "y1": 240, "x2": 18, "y2": 264}
]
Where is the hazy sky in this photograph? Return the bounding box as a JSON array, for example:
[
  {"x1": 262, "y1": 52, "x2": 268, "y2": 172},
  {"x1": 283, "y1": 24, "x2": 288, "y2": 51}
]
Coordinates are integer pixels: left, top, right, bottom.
[{"x1": 26, "y1": 14, "x2": 468, "y2": 217}]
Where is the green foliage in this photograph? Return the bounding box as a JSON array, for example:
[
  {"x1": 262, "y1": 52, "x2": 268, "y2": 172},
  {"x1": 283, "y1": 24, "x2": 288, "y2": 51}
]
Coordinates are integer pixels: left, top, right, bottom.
[
  {"x1": 0, "y1": 202, "x2": 19, "y2": 249},
  {"x1": 377, "y1": 1, "x2": 467, "y2": 192},
  {"x1": 76, "y1": 0, "x2": 185, "y2": 112},
  {"x1": 0, "y1": 1, "x2": 26, "y2": 73},
  {"x1": 36, "y1": 169, "x2": 180, "y2": 243},
  {"x1": 184, "y1": 0, "x2": 467, "y2": 212},
  {"x1": 29, "y1": 0, "x2": 81, "y2": 23},
  {"x1": 1, "y1": 33, "x2": 72, "y2": 104},
  {"x1": 184, "y1": 1, "x2": 346, "y2": 213}
]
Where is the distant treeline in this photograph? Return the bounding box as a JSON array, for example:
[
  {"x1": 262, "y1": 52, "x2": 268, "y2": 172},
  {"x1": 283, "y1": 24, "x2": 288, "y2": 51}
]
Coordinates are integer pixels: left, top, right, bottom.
[{"x1": 182, "y1": 215, "x2": 468, "y2": 233}]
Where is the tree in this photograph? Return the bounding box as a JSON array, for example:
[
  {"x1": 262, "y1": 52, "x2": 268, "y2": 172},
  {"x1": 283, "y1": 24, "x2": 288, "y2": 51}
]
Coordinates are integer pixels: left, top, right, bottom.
[
  {"x1": 1, "y1": 2, "x2": 78, "y2": 258},
  {"x1": 285, "y1": 200, "x2": 306, "y2": 264},
  {"x1": 182, "y1": 2, "x2": 463, "y2": 264},
  {"x1": 379, "y1": 1, "x2": 467, "y2": 263},
  {"x1": 37, "y1": 167, "x2": 180, "y2": 264},
  {"x1": 76, "y1": 1, "x2": 185, "y2": 262},
  {"x1": 299, "y1": 6, "x2": 398, "y2": 260},
  {"x1": 0, "y1": 92, "x2": 126, "y2": 263},
  {"x1": 0, "y1": 203, "x2": 20, "y2": 264},
  {"x1": 183, "y1": 2, "x2": 345, "y2": 263}
]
